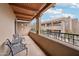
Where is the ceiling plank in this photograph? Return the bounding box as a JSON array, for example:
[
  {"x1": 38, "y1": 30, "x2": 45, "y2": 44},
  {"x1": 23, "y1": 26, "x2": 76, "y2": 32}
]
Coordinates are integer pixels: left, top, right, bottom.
[
  {"x1": 15, "y1": 13, "x2": 33, "y2": 19},
  {"x1": 10, "y1": 3, "x2": 39, "y2": 11},
  {"x1": 16, "y1": 20, "x2": 30, "y2": 23},
  {"x1": 14, "y1": 12, "x2": 34, "y2": 16},
  {"x1": 16, "y1": 16, "x2": 31, "y2": 20},
  {"x1": 17, "y1": 18, "x2": 31, "y2": 21},
  {"x1": 17, "y1": 17, "x2": 31, "y2": 21},
  {"x1": 10, "y1": 5, "x2": 36, "y2": 16}
]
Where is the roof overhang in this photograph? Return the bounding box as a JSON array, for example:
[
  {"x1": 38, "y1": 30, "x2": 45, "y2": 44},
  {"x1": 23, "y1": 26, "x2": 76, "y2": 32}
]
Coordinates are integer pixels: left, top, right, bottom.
[{"x1": 9, "y1": 3, "x2": 56, "y2": 21}]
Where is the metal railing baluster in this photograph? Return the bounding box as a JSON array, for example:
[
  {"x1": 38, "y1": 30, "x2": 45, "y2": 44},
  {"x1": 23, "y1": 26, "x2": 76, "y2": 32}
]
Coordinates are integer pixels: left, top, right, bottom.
[
  {"x1": 41, "y1": 30, "x2": 79, "y2": 47},
  {"x1": 73, "y1": 34, "x2": 74, "y2": 45}
]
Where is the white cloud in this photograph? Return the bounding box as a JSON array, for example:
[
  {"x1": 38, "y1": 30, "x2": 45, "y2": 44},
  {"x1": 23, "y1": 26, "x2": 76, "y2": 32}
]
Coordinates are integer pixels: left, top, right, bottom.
[
  {"x1": 49, "y1": 15, "x2": 62, "y2": 19},
  {"x1": 57, "y1": 3, "x2": 79, "y2": 8},
  {"x1": 62, "y1": 13, "x2": 75, "y2": 18},
  {"x1": 49, "y1": 13, "x2": 75, "y2": 19},
  {"x1": 71, "y1": 5, "x2": 76, "y2": 8},
  {"x1": 45, "y1": 8, "x2": 64, "y2": 14},
  {"x1": 41, "y1": 13, "x2": 76, "y2": 22},
  {"x1": 70, "y1": 3, "x2": 79, "y2": 8},
  {"x1": 56, "y1": 3, "x2": 71, "y2": 6},
  {"x1": 41, "y1": 19, "x2": 51, "y2": 22},
  {"x1": 72, "y1": 3, "x2": 79, "y2": 7}
]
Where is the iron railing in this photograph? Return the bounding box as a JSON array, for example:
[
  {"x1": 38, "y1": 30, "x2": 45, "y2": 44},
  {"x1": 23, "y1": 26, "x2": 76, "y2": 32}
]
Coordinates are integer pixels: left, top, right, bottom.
[{"x1": 41, "y1": 31, "x2": 79, "y2": 47}]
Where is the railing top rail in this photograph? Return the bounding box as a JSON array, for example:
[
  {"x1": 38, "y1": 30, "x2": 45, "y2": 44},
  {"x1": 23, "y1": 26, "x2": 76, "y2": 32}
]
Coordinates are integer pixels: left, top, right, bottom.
[{"x1": 50, "y1": 32, "x2": 79, "y2": 36}]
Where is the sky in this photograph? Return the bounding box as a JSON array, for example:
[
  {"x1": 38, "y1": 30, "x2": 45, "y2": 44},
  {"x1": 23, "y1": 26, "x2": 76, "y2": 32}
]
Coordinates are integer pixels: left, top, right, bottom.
[
  {"x1": 31, "y1": 3, "x2": 79, "y2": 24},
  {"x1": 41, "y1": 3, "x2": 79, "y2": 22}
]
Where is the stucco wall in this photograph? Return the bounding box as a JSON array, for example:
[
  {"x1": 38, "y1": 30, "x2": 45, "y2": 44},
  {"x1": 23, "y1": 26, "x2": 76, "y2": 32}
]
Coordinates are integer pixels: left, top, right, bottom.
[
  {"x1": 0, "y1": 4, "x2": 15, "y2": 46},
  {"x1": 16, "y1": 22, "x2": 31, "y2": 36}
]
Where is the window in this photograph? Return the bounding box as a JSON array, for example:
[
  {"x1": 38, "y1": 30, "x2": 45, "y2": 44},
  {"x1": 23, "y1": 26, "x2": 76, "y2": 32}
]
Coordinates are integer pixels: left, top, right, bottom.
[
  {"x1": 53, "y1": 21, "x2": 61, "y2": 26},
  {"x1": 47, "y1": 23, "x2": 52, "y2": 27}
]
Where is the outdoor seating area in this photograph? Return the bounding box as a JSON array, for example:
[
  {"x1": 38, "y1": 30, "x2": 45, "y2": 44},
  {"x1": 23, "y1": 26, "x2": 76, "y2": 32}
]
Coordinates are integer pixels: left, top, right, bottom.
[
  {"x1": 1, "y1": 34, "x2": 46, "y2": 56},
  {"x1": 4, "y1": 34, "x2": 28, "y2": 56}
]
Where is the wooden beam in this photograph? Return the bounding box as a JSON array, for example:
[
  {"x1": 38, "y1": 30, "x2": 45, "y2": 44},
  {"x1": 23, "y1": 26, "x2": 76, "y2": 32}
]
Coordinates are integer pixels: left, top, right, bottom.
[
  {"x1": 31, "y1": 4, "x2": 46, "y2": 20},
  {"x1": 16, "y1": 20, "x2": 30, "y2": 23},
  {"x1": 14, "y1": 11, "x2": 34, "y2": 16},
  {"x1": 15, "y1": 13, "x2": 33, "y2": 19},
  {"x1": 31, "y1": 3, "x2": 56, "y2": 20},
  {"x1": 10, "y1": 3, "x2": 39, "y2": 11},
  {"x1": 10, "y1": 5, "x2": 36, "y2": 16},
  {"x1": 17, "y1": 19, "x2": 31, "y2": 21},
  {"x1": 16, "y1": 16, "x2": 31, "y2": 20},
  {"x1": 41, "y1": 3, "x2": 56, "y2": 14}
]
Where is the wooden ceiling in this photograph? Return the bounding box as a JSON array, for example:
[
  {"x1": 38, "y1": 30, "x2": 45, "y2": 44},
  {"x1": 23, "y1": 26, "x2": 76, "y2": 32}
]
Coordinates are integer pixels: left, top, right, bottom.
[{"x1": 9, "y1": 3, "x2": 55, "y2": 21}]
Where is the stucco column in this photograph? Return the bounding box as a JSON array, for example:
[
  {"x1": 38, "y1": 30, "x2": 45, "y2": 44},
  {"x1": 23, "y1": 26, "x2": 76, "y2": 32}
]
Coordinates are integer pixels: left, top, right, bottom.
[{"x1": 36, "y1": 16, "x2": 41, "y2": 34}]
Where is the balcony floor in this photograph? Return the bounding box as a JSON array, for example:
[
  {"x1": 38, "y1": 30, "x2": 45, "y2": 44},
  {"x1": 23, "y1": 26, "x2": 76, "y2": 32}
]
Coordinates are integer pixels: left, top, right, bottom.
[{"x1": 15, "y1": 35, "x2": 46, "y2": 56}]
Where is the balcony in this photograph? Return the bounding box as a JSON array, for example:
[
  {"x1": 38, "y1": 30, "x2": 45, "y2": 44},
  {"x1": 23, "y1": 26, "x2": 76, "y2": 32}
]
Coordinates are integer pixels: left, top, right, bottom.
[{"x1": 0, "y1": 3, "x2": 79, "y2": 56}]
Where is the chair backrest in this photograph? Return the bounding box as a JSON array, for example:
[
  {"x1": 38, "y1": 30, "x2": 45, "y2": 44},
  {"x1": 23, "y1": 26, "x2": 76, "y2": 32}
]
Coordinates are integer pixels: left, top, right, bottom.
[
  {"x1": 11, "y1": 37, "x2": 22, "y2": 45},
  {"x1": 13, "y1": 34, "x2": 19, "y2": 39}
]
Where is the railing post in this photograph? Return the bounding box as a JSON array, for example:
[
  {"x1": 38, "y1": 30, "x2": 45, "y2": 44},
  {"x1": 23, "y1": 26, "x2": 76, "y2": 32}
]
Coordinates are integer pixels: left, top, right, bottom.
[
  {"x1": 68, "y1": 34, "x2": 70, "y2": 43},
  {"x1": 64, "y1": 33, "x2": 65, "y2": 42},
  {"x1": 73, "y1": 34, "x2": 74, "y2": 45}
]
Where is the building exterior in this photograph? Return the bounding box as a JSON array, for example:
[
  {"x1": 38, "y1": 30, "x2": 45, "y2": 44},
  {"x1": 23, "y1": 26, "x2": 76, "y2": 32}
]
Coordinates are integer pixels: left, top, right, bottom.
[{"x1": 41, "y1": 16, "x2": 79, "y2": 34}]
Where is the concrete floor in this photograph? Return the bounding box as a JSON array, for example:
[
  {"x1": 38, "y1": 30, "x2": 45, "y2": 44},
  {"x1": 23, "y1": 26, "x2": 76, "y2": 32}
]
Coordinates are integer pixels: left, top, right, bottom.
[
  {"x1": 15, "y1": 36, "x2": 46, "y2": 56},
  {"x1": 0, "y1": 35, "x2": 46, "y2": 56}
]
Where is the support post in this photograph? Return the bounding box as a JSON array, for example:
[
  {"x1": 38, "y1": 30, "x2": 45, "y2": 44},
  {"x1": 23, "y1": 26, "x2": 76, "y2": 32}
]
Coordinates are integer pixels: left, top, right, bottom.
[{"x1": 36, "y1": 15, "x2": 41, "y2": 34}]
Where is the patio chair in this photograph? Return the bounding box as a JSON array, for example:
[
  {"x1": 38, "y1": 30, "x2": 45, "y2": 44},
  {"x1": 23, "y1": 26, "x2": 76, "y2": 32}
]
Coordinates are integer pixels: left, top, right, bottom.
[{"x1": 5, "y1": 38, "x2": 28, "y2": 56}]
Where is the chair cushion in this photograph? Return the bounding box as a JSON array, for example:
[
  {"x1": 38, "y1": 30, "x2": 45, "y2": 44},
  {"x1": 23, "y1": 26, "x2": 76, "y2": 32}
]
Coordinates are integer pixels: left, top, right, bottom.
[{"x1": 11, "y1": 37, "x2": 22, "y2": 45}]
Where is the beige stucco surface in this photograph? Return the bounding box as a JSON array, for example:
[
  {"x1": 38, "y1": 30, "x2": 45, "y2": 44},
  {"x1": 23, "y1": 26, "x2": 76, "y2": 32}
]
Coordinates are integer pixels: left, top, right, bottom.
[
  {"x1": 16, "y1": 22, "x2": 31, "y2": 36},
  {"x1": 0, "y1": 3, "x2": 16, "y2": 55}
]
